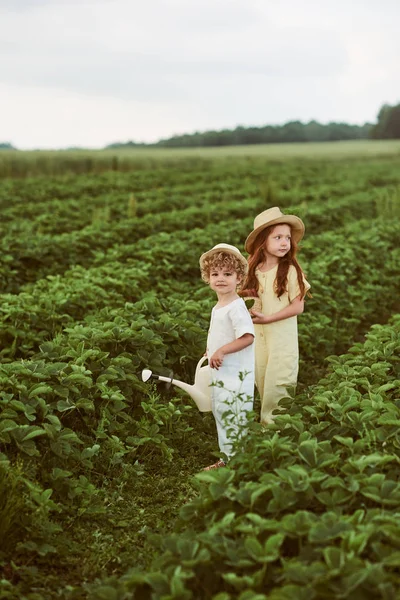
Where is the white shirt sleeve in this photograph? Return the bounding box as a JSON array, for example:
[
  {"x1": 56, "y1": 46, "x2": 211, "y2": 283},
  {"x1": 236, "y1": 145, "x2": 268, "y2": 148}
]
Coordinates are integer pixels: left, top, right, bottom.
[{"x1": 229, "y1": 300, "x2": 255, "y2": 340}]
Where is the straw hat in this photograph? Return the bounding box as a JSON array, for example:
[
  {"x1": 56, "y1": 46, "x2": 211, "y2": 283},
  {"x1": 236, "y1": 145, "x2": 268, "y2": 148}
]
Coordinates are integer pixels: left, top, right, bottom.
[
  {"x1": 199, "y1": 243, "x2": 248, "y2": 272},
  {"x1": 245, "y1": 206, "x2": 305, "y2": 253}
]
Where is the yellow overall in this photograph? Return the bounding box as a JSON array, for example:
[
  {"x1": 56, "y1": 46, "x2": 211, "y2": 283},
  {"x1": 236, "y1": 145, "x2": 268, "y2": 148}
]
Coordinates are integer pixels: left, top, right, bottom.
[{"x1": 254, "y1": 265, "x2": 310, "y2": 424}]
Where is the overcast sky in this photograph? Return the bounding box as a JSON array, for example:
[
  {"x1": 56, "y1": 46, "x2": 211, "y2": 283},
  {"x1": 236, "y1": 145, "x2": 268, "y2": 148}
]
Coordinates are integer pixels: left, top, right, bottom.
[{"x1": 0, "y1": 0, "x2": 399, "y2": 149}]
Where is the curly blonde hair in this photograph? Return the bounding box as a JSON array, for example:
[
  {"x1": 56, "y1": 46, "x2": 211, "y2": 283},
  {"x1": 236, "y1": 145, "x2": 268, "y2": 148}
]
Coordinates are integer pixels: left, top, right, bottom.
[{"x1": 201, "y1": 251, "x2": 247, "y2": 286}]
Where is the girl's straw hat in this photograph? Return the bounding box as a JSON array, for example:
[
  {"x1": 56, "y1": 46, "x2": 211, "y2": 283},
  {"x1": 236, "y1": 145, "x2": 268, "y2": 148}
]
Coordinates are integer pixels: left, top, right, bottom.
[
  {"x1": 199, "y1": 243, "x2": 248, "y2": 272},
  {"x1": 245, "y1": 206, "x2": 305, "y2": 253}
]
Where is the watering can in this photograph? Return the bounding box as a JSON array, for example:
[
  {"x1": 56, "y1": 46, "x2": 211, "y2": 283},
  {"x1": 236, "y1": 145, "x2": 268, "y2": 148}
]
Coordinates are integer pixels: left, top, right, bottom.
[{"x1": 141, "y1": 356, "x2": 212, "y2": 412}]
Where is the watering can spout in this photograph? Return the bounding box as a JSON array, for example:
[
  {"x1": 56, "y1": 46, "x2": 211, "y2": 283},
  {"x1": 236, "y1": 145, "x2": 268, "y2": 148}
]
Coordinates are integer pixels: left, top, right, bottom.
[
  {"x1": 170, "y1": 377, "x2": 211, "y2": 412},
  {"x1": 170, "y1": 378, "x2": 193, "y2": 396},
  {"x1": 141, "y1": 356, "x2": 212, "y2": 412}
]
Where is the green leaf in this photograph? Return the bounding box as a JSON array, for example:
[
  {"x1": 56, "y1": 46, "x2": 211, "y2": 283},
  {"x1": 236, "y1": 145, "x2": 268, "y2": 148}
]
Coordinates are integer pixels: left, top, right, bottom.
[
  {"x1": 0, "y1": 419, "x2": 18, "y2": 434},
  {"x1": 264, "y1": 533, "x2": 285, "y2": 558},
  {"x1": 81, "y1": 444, "x2": 100, "y2": 459},
  {"x1": 298, "y1": 440, "x2": 317, "y2": 467},
  {"x1": 377, "y1": 382, "x2": 397, "y2": 393},
  {"x1": 244, "y1": 537, "x2": 264, "y2": 560},
  {"x1": 22, "y1": 427, "x2": 47, "y2": 441},
  {"x1": 323, "y1": 546, "x2": 345, "y2": 570},
  {"x1": 28, "y1": 384, "x2": 53, "y2": 398},
  {"x1": 341, "y1": 568, "x2": 369, "y2": 592},
  {"x1": 46, "y1": 414, "x2": 62, "y2": 428},
  {"x1": 51, "y1": 467, "x2": 73, "y2": 480},
  {"x1": 9, "y1": 400, "x2": 28, "y2": 412},
  {"x1": 383, "y1": 552, "x2": 400, "y2": 566},
  {"x1": 16, "y1": 438, "x2": 40, "y2": 456},
  {"x1": 333, "y1": 435, "x2": 354, "y2": 448},
  {"x1": 75, "y1": 398, "x2": 95, "y2": 412},
  {"x1": 57, "y1": 399, "x2": 76, "y2": 412}
]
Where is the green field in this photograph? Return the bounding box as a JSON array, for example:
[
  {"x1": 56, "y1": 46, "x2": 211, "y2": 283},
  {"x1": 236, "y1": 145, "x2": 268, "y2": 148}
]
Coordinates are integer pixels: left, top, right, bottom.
[
  {"x1": 1, "y1": 141, "x2": 400, "y2": 599},
  {"x1": 1, "y1": 139, "x2": 400, "y2": 178}
]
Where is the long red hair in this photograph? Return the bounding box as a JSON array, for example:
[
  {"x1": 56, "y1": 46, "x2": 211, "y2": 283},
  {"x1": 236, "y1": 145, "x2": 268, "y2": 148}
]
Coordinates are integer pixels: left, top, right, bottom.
[{"x1": 242, "y1": 224, "x2": 307, "y2": 299}]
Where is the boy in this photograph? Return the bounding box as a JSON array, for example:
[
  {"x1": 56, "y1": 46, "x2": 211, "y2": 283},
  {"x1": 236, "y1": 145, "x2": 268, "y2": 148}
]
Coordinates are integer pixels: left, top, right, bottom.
[{"x1": 199, "y1": 243, "x2": 255, "y2": 470}]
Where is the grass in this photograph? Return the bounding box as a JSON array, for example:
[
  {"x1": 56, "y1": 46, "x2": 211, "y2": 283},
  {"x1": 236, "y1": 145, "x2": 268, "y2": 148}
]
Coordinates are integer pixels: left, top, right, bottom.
[
  {"x1": 101, "y1": 139, "x2": 400, "y2": 159},
  {"x1": 1, "y1": 140, "x2": 400, "y2": 179}
]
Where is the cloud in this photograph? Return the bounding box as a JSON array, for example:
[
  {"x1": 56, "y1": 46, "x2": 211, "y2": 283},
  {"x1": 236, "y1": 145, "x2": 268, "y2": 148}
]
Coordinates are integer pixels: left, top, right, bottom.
[
  {"x1": 0, "y1": 2, "x2": 347, "y2": 101},
  {"x1": 0, "y1": 0, "x2": 398, "y2": 148}
]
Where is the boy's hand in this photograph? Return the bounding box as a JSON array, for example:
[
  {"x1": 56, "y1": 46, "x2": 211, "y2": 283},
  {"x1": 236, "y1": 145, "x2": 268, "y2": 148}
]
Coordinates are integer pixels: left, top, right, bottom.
[{"x1": 209, "y1": 349, "x2": 225, "y2": 370}]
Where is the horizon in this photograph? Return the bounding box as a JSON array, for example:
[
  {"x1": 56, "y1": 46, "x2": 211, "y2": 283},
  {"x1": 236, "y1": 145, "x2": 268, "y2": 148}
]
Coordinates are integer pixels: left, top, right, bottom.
[{"x1": 1, "y1": 115, "x2": 377, "y2": 152}]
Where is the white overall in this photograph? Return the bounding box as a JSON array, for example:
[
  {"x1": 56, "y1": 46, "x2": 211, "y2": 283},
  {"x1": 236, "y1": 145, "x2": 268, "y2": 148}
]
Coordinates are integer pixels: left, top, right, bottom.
[{"x1": 207, "y1": 298, "x2": 255, "y2": 459}]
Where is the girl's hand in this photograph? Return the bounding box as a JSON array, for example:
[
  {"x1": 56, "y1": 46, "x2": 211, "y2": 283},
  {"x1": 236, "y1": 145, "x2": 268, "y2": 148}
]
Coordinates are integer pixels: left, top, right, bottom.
[
  {"x1": 209, "y1": 349, "x2": 225, "y2": 370},
  {"x1": 250, "y1": 310, "x2": 269, "y2": 324}
]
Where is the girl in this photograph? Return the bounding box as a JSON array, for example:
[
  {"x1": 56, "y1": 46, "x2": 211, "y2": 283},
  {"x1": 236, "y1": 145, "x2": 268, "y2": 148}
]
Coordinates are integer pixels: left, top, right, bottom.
[
  {"x1": 241, "y1": 207, "x2": 310, "y2": 425},
  {"x1": 199, "y1": 243, "x2": 255, "y2": 470}
]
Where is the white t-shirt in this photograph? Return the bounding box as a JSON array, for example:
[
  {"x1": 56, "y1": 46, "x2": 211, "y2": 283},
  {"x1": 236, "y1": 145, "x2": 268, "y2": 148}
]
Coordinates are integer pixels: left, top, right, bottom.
[{"x1": 207, "y1": 297, "x2": 255, "y2": 404}]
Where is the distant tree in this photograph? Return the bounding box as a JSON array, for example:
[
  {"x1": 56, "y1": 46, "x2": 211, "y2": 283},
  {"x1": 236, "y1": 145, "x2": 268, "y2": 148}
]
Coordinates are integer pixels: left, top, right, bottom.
[
  {"x1": 303, "y1": 121, "x2": 327, "y2": 142},
  {"x1": 105, "y1": 140, "x2": 146, "y2": 149},
  {"x1": 0, "y1": 142, "x2": 16, "y2": 150},
  {"x1": 281, "y1": 121, "x2": 307, "y2": 142},
  {"x1": 371, "y1": 103, "x2": 400, "y2": 139}
]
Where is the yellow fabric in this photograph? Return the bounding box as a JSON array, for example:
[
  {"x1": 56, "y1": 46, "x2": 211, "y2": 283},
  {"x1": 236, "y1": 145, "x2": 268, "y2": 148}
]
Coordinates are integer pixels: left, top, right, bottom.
[{"x1": 254, "y1": 265, "x2": 310, "y2": 424}]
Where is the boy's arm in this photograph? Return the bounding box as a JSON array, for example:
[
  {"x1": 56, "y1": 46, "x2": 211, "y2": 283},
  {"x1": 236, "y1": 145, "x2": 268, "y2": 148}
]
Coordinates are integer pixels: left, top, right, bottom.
[
  {"x1": 209, "y1": 333, "x2": 254, "y2": 370},
  {"x1": 250, "y1": 295, "x2": 304, "y2": 325}
]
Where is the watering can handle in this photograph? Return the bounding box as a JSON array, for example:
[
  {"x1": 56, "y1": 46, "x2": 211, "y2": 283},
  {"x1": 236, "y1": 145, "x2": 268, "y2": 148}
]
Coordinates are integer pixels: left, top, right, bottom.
[{"x1": 195, "y1": 355, "x2": 208, "y2": 376}]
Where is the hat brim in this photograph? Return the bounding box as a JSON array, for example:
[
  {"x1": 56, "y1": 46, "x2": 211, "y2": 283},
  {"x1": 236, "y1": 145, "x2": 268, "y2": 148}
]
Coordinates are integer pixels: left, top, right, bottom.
[
  {"x1": 199, "y1": 247, "x2": 248, "y2": 272},
  {"x1": 245, "y1": 215, "x2": 304, "y2": 254}
]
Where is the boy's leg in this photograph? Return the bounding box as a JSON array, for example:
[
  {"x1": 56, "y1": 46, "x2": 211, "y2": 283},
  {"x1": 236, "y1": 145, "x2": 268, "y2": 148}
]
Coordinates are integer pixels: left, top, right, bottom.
[
  {"x1": 212, "y1": 393, "x2": 234, "y2": 459},
  {"x1": 202, "y1": 458, "x2": 226, "y2": 471},
  {"x1": 202, "y1": 395, "x2": 228, "y2": 470},
  {"x1": 213, "y1": 394, "x2": 253, "y2": 457}
]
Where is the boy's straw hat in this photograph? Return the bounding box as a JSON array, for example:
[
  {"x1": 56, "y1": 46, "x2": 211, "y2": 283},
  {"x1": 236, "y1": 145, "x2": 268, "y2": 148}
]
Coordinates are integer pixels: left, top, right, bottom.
[
  {"x1": 245, "y1": 206, "x2": 305, "y2": 253},
  {"x1": 199, "y1": 243, "x2": 248, "y2": 273}
]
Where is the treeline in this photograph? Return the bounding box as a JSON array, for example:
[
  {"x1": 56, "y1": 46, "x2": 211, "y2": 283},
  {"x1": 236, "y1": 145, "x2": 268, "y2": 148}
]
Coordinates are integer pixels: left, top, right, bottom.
[
  {"x1": 106, "y1": 102, "x2": 400, "y2": 149},
  {"x1": 155, "y1": 120, "x2": 372, "y2": 148},
  {"x1": 107, "y1": 120, "x2": 372, "y2": 149},
  {"x1": 370, "y1": 102, "x2": 400, "y2": 139}
]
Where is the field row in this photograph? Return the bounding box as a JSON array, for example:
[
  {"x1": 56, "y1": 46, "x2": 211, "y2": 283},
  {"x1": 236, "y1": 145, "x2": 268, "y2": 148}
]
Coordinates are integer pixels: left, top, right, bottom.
[
  {"x1": 0, "y1": 217, "x2": 398, "y2": 390},
  {"x1": 1, "y1": 183, "x2": 398, "y2": 294},
  {"x1": 1, "y1": 155, "x2": 398, "y2": 232}
]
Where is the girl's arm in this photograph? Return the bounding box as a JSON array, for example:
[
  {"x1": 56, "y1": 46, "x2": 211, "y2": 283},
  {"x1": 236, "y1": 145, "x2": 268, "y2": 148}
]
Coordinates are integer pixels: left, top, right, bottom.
[
  {"x1": 209, "y1": 333, "x2": 254, "y2": 370},
  {"x1": 250, "y1": 296, "x2": 304, "y2": 325}
]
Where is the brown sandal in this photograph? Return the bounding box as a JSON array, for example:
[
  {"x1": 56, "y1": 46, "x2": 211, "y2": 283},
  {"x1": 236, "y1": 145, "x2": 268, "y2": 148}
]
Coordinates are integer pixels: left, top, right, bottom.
[{"x1": 202, "y1": 459, "x2": 226, "y2": 471}]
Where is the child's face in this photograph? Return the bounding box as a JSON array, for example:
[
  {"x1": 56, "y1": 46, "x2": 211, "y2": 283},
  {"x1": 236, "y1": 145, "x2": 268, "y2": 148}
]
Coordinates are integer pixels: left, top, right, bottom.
[
  {"x1": 209, "y1": 266, "x2": 241, "y2": 296},
  {"x1": 265, "y1": 224, "x2": 291, "y2": 259}
]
